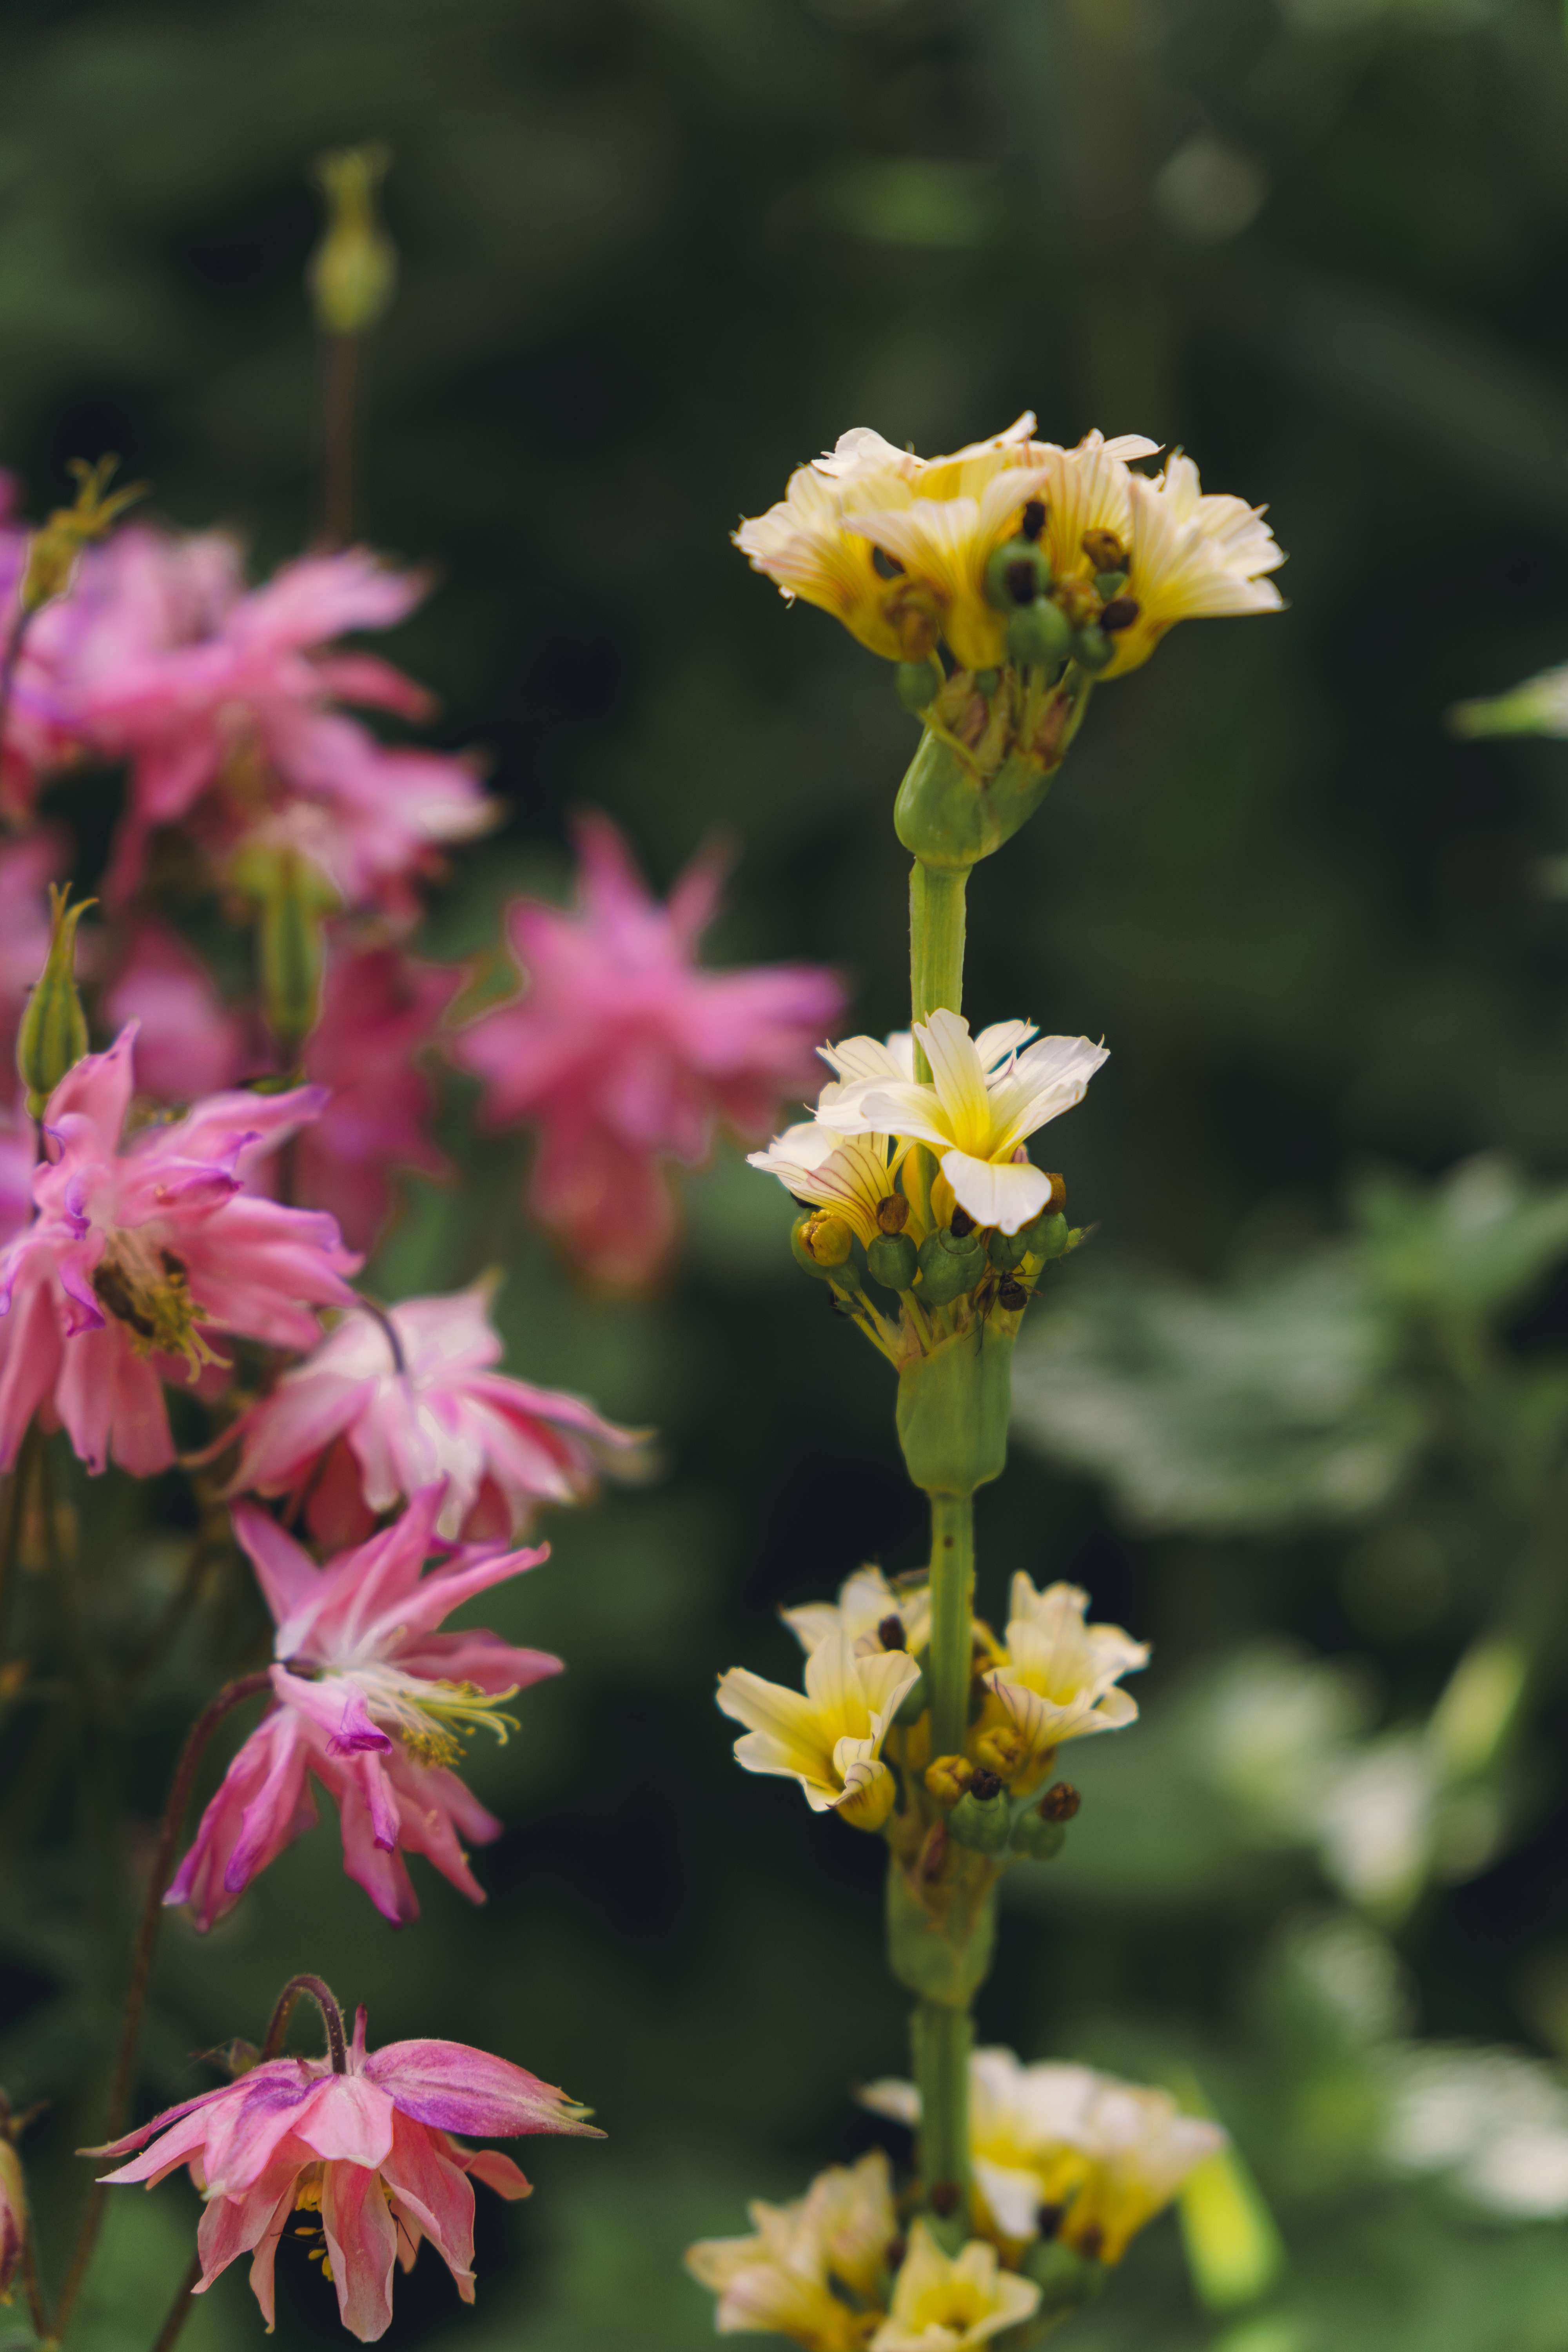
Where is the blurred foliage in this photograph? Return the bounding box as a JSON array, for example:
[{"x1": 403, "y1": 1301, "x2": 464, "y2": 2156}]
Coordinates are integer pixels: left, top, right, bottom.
[{"x1": 8, "y1": 0, "x2": 1568, "y2": 2347}]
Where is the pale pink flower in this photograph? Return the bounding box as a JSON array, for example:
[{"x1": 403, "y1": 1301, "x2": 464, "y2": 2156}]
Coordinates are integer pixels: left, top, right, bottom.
[
  {"x1": 0, "y1": 1027, "x2": 358, "y2": 1477},
  {"x1": 49, "y1": 531, "x2": 492, "y2": 910},
  {"x1": 455, "y1": 814, "x2": 843, "y2": 1289},
  {"x1": 166, "y1": 1486, "x2": 560, "y2": 1926},
  {"x1": 218, "y1": 1283, "x2": 643, "y2": 1546},
  {"x1": 0, "y1": 831, "x2": 64, "y2": 1107},
  {"x1": 101, "y1": 918, "x2": 248, "y2": 1105},
  {"x1": 291, "y1": 944, "x2": 462, "y2": 1251},
  {"x1": 88, "y1": 2004, "x2": 600, "y2": 2342}
]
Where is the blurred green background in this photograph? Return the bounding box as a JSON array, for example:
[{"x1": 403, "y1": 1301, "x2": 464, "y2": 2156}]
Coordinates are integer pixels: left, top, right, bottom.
[{"x1": 9, "y1": 0, "x2": 1568, "y2": 2347}]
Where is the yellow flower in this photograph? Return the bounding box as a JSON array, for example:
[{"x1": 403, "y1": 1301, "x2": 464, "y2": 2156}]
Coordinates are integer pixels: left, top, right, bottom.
[
  {"x1": 870, "y1": 2223, "x2": 1038, "y2": 2351},
  {"x1": 717, "y1": 1632, "x2": 920, "y2": 1829},
  {"x1": 860, "y1": 2048, "x2": 1102, "y2": 2241},
  {"x1": 782, "y1": 1564, "x2": 932, "y2": 1662},
  {"x1": 980, "y1": 1576, "x2": 1147, "y2": 1777},
  {"x1": 820, "y1": 1012, "x2": 1105, "y2": 1234},
  {"x1": 1056, "y1": 2082, "x2": 1225, "y2": 2265},
  {"x1": 749, "y1": 1032, "x2": 919, "y2": 1247},
  {"x1": 686, "y1": 2153, "x2": 897, "y2": 2350}
]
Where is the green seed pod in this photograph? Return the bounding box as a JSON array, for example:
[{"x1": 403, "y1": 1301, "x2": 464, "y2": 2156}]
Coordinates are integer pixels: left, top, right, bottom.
[
  {"x1": 972, "y1": 668, "x2": 1001, "y2": 697},
  {"x1": 984, "y1": 539, "x2": 1051, "y2": 611},
  {"x1": 867, "y1": 1230, "x2": 918, "y2": 1293},
  {"x1": 894, "y1": 1669, "x2": 929, "y2": 1726},
  {"x1": 308, "y1": 145, "x2": 398, "y2": 337},
  {"x1": 948, "y1": 1786, "x2": 1011, "y2": 1854},
  {"x1": 256, "y1": 856, "x2": 329, "y2": 1061},
  {"x1": 1006, "y1": 599, "x2": 1072, "y2": 672},
  {"x1": 791, "y1": 1209, "x2": 855, "y2": 1276},
  {"x1": 1093, "y1": 569, "x2": 1128, "y2": 601},
  {"x1": 895, "y1": 661, "x2": 941, "y2": 714},
  {"x1": 1031, "y1": 1211, "x2": 1069, "y2": 1262},
  {"x1": 16, "y1": 885, "x2": 93, "y2": 1116},
  {"x1": 916, "y1": 1226, "x2": 986, "y2": 1305},
  {"x1": 1073, "y1": 624, "x2": 1114, "y2": 674},
  {"x1": 1009, "y1": 1811, "x2": 1066, "y2": 1862}
]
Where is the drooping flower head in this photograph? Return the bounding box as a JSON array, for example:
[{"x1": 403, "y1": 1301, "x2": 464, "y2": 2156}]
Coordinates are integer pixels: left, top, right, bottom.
[
  {"x1": 217, "y1": 1281, "x2": 644, "y2": 1547},
  {"x1": 975, "y1": 1576, "x2": 1147, "y2": 1788},
  {"x1": 88, "y1": 2004, "x2": 601, "y2": 2342},
  {"x1": 715, "y1": 1631, "x2": 920, "y2": 1833},
  {"x1": 167, "y1": 1486, "x2": 560, "y2": 1927},
  {"x1": 456, "y1": 813, "x2": 843, "y2": 1289},
  {"x1": 735, "y1": 419, "x2": 1282, "y2": 683},
  {"x1": 686, "y1": 2151, "x2": 898, "y2": 2349},
  {"x1": 817, "y1": 1011, "x2": 1107, "y2": 1235},
  {"x1": 0, "y1": 1027, "x2": 358, "y2": 1476}
]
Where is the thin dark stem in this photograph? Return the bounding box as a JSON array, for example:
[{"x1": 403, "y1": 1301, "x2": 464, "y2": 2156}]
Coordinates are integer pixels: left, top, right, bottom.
[
  {"x1": 320, "y1": 332, "x2": 360, "y2": 549},
  {"x1": 261, "y1": 1974, "x2": 349, "y2": 2073},
  {"x1": 0, "y1": 2089, "x2": 52, "y2": 2339},
  {"x1": 356, "y1": 1297, "x2": 407, "y2": 1376},
  {"x1": 147, "y1": 2252, "x2": 203, "y2": 2352},
  {"x1": 52, "y1": 1669, "x2": 273, "y2": 2341}
]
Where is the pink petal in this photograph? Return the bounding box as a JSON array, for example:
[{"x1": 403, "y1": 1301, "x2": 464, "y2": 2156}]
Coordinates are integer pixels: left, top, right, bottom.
[{"x1": 361, "y1": 2041, "x2": 601, "y2": 2139}]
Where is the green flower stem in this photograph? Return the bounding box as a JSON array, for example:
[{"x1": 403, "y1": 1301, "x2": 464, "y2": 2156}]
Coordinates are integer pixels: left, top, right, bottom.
[
  {"x1": 909, "y1": 861, "x2": 967, "y2": 1071},
  {"x1": 927, "y1": 1491, "x2": 975, "y2": 1760},
  {"x1": 913, "y1": 1999, "x2": 973, "y2": 2252}
]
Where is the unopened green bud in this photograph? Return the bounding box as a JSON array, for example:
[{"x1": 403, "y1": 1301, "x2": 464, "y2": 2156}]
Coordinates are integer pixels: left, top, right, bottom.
[
  {"x1": 19, "y1": 458, "x2": 145, "y2": 615},
  {"x1": 1032, "y1": 1211, "x2": 1069, "y2": 1261},
  {"x1": 916, "y1": 1225, "x2": 986, "y2": 1305},
  {"x1": 1073, "y1": 624, "x2": 1114, "y2": 674},
  {"x1": 1009, "y1": 1810, "x2": 1066, "y2": 1861},
  {"x1": 1093, "y1": 569, "x2": 1128, "y2": 601},
  {"x1": 1006, "y1": 599, "x2": 1073, "y2": 672},
  {"x1": 973, "y1": 668, "x2": 1001, "y2": 697},
  {"x1": 894, "y1": 1669, "x2": 929, "y2": 1725},
  {"x1": 230, "y1": 846, "x2": 338, "y2": 1062},
  {"x1": 309, "y1": 146, "x2": 397, "y2": 337},
  {"x1": 896, "y1": 660, "x2": 942, "y2": 715},
  {"x1": 868, "y1": 1230, "x2": 918, "y2": 1293},
  {"x1": 985, "y1": 539, "x2": 1052, "y2": 611},
  {"x1": 1025, "y1": 2239, "x2": 1107, "y2": 2315},
  {"x1": 948, "y1": 1779, "x2": 1011, "y2": 1853},
  {"x1": 17, "y1": 884, "x2": 94, "y2": 1116}
]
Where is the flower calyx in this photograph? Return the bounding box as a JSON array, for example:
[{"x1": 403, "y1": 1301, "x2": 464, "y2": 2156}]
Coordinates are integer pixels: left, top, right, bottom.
[{"x1": 16, "y1": 883, "x2": 94, "y2": 1117}]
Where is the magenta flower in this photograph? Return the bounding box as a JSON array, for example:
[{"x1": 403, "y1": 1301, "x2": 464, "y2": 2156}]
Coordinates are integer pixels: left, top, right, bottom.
[
  {"x1": 455, "y1": 814, "x2": 843, "y2": 1289},
  {"x1": 101, "y1": 918, "x2": 248, "y2": 1105},
  {"x1": 166, "y1": 1487, "x2": 560, "y2": 1926},
  {"x1": 292, "y1": 943, "x2": 463, "y2": 1251},
  {"x1": 49, "y1": 529, "x2": 492, "y2": 910},
  {"x1": 218, "y1": 1282, "x2": 643, "y2": 1546},
  {"x1": 0, "y1": 1027, "x2": 358, "y2": 1477},
  {"x1": 88, "y1": 2004, "x2": 600, "y2": 2341}
]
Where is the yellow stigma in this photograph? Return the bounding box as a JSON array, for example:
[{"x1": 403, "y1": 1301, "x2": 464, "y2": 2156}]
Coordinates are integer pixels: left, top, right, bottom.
[{"x1": 91, "y1": 1241, "x2": 227, "y2": 1382}]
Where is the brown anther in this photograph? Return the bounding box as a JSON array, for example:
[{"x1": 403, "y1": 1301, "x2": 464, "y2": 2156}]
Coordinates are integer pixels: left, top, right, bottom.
[
  {"x1": 871, "y1": 547, "x2": 906, "y2": 580},
  {"x1": 1038, "y1": 1781, "x2": 1081, "y2": 1822},
  {"x1": 1076, "y1": 2224, "x2": 1105, "y2": 2263},
  {"x1": 969, "y1": 1769, "x2": 1002, "y2": 1802},
  {"x1": 878, "y1": 1614, "x2": 907, "y2": 1652},
  {"x1": 1081, "y1": 528, "x2": 1126, "y2": 573},
  {"x1": 997, "y1": 1277, "x2": 1028, "y2": 1312},
  {"x1": 1036, "y1": 2202, "x2": 1065, "y2": 2241},
  {"x1": 159, "y1": 1248, "x2": 188, "y2": 1279},
  {"x1": 974, "y1": 1725, "x2": 1028, "y2": 1779},
  {"x1": 948, "y1": 1207, "x2": 976, "y2": 1239},
  {"x1": 91, "y1": 1262, "x2": 156, "y2": 1340},
  {"x1": 929, "y1": 2182, "x2": 961, "y2": 2219},
  {"x1": 877, "y1": 1192, "x2": 909, "y2": 1234},
  {"x1": 1002, "y1": 557, "x2": 1037, "y2": 606},
  {"x1": 1099, "y1": 595, "x2": 1140, "y2": 633},
  {"x1": 1021, "y1": 499, "x2": 1047, "y2": 543}
]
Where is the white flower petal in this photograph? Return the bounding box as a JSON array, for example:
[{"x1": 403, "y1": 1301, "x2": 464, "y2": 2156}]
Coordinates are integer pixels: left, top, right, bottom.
[{"x1": 941, "y1": 1151, "x2": 1051, "y2": 1234}]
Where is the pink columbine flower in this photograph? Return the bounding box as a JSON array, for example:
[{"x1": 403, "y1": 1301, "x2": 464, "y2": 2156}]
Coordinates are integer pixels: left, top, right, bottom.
[
  {"x1": 218, "y1": 1282, "x2": 643, "y2": 1547},
  {"x1": 0, "y1": 1026, "x2": 358, "y2": 1477},
  {"x1": 166, "y1": 1487, "x2": 560, "y2": 1927},
  {"x1": 49, "y1": 528, "x2": 492, "y2": 910},
  {"x1": 87, "y1": 2005, "x2": 601, "y2": 2342},
  {"x1": 454, "y1": 814, "x2": 844, "y2": 1289},
  {"x1": 101, "y1": 918, "x2": 249, "y2": 1105}
]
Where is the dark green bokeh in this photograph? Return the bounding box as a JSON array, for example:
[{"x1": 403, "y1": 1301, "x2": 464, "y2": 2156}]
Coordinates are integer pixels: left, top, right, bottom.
[{"x1": 7, "y1": 1, "x2": 1568, "y2": 2345}]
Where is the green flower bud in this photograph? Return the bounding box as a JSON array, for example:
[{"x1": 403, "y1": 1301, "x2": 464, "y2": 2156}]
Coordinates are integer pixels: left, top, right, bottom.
[
  {"x1": 18, "y1": 458, "x2": 145, "y2": 615},
  {"x1": 1073, "y1": 624, "x2": 1114, "y2": 674},
  {"x1": 1093, "y1": 569, "x2": 1128, "y2": 600},
  {"x1": 948, "y1": 1781, "x2": 1011, "y2": 1853},
  {"x1": 240, "y1": 848, "x2": 337, "y2": 1062},
  {"x1": 973, "y1": 667, "x2": 1001, "y2": 697},
  {"x1": 308, "y1": 146, "x2": 397, "y2": 338},
  {"x1": 1009, "y1": 1810, "x2": 1066, "y2": 1861},
  {"x1": 868, "y1": 1230, "x2": 919, "y2": 1293},
  {"x1": 896, "y1": 660, "x2": 942, "y2": 714},
  {"x1": 16, "y1": 884, "x2": 94, "y2": 1116},
  {"x1": 984, "y1": 539, "x2": 1052, "y2": 611},
  {"x1": 916, "y1": 1225, "x2": 986, "y2": 1305},
  {"x1": 791, "y1": 1209, "x2": 855, "y2": 1275},
  {"x1": 1006, "y1": 599, "x2": 1073, "y2": 672},
  {"x1": 1032, "y1": 1211, "x2": 1069, "y2": 1262},
  {"x1": 1025, "y1": 2239, "x2": 1107, "y2": 2315}
]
